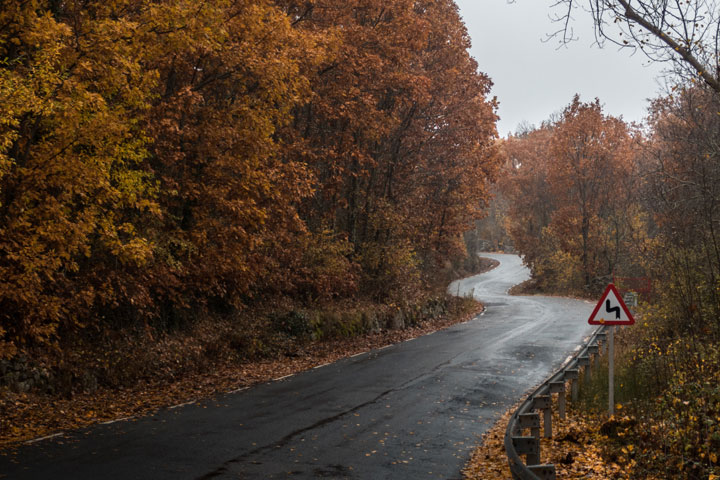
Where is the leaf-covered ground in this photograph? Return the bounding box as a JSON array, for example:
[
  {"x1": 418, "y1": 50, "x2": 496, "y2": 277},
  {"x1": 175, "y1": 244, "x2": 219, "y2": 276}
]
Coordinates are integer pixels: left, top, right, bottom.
[
  {"x1": 464, "y1": 405, "x2": 631, "y2": 479},
  {"x1": 0, "y1": 301, "x2": 484, "y2": 451}
]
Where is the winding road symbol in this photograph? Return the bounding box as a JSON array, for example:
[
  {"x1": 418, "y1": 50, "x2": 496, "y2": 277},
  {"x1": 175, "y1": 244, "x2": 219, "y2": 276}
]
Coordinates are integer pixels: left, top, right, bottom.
[
  {"x1": 588, "y1": 284, "x2": 635, "y2": 325},
  {"x1": 605, "y1": 299, "x2": 621, "y2": 319}
]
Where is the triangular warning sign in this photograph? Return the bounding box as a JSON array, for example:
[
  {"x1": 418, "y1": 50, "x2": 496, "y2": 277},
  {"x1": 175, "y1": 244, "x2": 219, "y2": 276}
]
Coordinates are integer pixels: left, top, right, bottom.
[{"x1": 588, "y1": 284, "x2": 635, "y2": 325}]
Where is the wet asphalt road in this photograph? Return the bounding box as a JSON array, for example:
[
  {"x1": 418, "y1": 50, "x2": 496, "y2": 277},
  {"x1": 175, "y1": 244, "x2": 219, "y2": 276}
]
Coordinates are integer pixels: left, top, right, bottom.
[{"x1": 1, "y1": 253, "x2": 595, "y2": 480}]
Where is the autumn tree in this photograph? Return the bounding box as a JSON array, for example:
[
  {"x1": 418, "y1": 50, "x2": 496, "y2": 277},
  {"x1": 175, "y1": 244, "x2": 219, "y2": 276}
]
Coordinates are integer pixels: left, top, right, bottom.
[
  {"x1": 280, "y1": 0, "x2": 500, "y2": 298},
  {"x1": 0, "y1": 0, "x2": 327, "y2": 353},
  {"x1": 642, "y1": 85, "x2": 720, "y2": 336},
  {"x1": 500, "y1": 126, "x2": 555, "y2": 274},
  {"x1": 140, "y1": 0, "x2": 327, "y2": 314},
  {"x1": 547, "y1": 96, "x2": 636, "y2": 287},
  {"x1": 0, "y1": 1, "x2": 159, "y2": 355},
  {"x1": 501, "y1": 97, "x2": 639, "y2": 293}
]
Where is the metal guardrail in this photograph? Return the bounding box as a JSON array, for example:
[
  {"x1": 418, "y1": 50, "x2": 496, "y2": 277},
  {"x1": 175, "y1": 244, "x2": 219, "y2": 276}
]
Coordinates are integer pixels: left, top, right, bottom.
[{"x1": 503, "y1": 326, "x2": 609, "y2": 480}]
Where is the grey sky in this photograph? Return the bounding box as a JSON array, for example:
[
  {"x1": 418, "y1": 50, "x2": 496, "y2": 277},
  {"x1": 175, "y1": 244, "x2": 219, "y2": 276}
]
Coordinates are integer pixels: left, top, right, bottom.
[{"x1": 455, "y1": 0, "x2": 666, "y2": 137}]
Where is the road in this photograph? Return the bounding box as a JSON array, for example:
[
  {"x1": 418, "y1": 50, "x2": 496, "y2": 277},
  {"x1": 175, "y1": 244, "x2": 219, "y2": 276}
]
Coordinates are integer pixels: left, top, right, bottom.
[{"x1": 1, "y1": 253, "x2": 595, "y2": 480}]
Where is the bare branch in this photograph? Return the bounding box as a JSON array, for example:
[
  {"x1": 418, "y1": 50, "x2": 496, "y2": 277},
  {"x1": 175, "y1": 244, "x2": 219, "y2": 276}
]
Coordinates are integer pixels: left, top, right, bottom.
[{"x1": 550, "y1": 0, "x2": 720, "y2": 93}]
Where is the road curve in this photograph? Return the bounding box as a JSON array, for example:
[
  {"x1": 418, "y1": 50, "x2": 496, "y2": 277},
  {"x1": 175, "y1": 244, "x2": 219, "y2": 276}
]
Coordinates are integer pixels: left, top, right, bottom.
[{"x1": 1, "y1": 253, "x2": 595, "y2": 480}]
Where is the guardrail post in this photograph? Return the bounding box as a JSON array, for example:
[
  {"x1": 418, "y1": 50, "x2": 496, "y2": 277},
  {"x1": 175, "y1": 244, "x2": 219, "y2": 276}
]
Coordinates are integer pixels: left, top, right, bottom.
[
  {"x1": 572, "y1": 378, "x2": 578, "y2": 401},
  {"x1": 543, "y1": 407, "x2": 551, "y2": 438},
  {"x1": 585, "y1": 363, "x2": 592, "y2": 385},
  {"x1": 587, "y1": 346, "x2": 599, "y2": 386},
  {"x1": 512, "y1": 436, "x2": 540, "y2": 466},
  {"x1": 528, "y1": 464, "x2": 557, "y2": 480},
  {"x1": 518, "y1": 413, "x2": 541, "y2": 440},
  {"x1": 564, "y1": 369, "x2": 579, "y2": 402},
  {"x1": 596, "y1": 332, "x2": 607, "y2": 354},
  {"x1": 549, "y1": 381, "x2": 566, "y2": 419},
  {"x1": 532, "y1": 395, "x2": 552, "y2": 438},
  {"x1": 578, "y1": 356, "x2": 591, "y2": 386}
]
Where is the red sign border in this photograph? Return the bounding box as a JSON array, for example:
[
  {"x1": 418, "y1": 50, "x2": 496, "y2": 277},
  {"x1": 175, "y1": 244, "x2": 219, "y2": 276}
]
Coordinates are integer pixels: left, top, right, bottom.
[{"x1": 588, "y1": 284, "x2": 635, "y2": 325}]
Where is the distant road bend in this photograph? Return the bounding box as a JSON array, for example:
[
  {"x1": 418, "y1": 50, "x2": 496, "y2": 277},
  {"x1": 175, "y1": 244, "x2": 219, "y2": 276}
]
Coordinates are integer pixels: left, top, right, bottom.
[{"x1": 1, "y1": 253, "x2": 594, "y2": 480}]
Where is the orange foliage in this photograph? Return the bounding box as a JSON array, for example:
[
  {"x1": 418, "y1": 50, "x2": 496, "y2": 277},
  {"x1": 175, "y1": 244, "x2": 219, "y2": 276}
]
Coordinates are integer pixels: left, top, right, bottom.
[
  {"x1": 501, "y1": 96, "x2": 638, "y2": 293},
  {"x1": 0, "y1": 1, "x2": 159, "y2": 355},
  {"x1": 283, "y1": 0, "x2": 500, "y2": 297},
  {"x1": 0, "y1": 0, "x2": 324, "y2": 353},
  {"x1": 141, "y1": 0, "x2": 325, "y2": 313},
  {"x1": 0, "y1": 0, "x2": 500, "y2": 358},
  {"x1": 546, "y1": 96, "x2": 635, "y2": 286}
]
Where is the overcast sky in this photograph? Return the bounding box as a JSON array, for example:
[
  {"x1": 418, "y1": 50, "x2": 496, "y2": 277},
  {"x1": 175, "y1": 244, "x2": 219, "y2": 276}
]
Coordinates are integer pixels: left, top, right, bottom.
[{"x1": 455, "y1": 0, "x2": 667, "y2": 137}]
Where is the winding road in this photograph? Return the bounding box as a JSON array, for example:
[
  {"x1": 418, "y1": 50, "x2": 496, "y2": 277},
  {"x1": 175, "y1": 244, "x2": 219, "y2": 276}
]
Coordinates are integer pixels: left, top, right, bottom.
[{"x1": 1, "y1": 253, "x2": 595, "y2": 479}]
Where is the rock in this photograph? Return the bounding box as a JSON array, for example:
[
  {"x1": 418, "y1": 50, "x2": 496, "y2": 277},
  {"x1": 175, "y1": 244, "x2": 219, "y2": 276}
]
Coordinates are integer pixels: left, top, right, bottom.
[{"x1": 389, "y1": 311, "x2": 405, "y2": 330}]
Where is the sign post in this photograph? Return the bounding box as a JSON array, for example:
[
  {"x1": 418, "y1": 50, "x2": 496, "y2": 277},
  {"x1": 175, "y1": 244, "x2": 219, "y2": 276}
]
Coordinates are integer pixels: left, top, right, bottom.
[
  {"x1": 588, "y1": 284, "x2": 634, "y2": 416},
  {"x1": 608, "y1": 327, "x2": 614, "y2": 415}
]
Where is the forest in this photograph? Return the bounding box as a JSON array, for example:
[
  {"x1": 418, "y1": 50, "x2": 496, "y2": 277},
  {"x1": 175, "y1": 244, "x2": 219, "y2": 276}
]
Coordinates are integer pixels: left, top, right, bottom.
[
  {"x1": 0, "y1": 0, "x2": 502, "y2": 439},
  {"x1": 475, "y1": 1, "x2": 720, "y2": 475},
  {"x1": 483, "y1": 87, "x2": 720, "y2": 477},
  {"x1": 0, "y1": 1, "x2": 498, "y2": 365}
]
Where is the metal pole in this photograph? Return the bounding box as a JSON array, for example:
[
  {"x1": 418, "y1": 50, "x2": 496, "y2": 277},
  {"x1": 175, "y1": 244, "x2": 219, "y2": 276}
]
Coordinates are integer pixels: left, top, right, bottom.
[
  {"x1": 608, "y1": 327, "x2": 614, "y2": 416},
  {"x1": 585, "y1": 361, "x2": 592, "y2": 385},
  {"x1": 543, "y1": 408, "x2": 552, "y2": 438},
  {"x1": 571, "y1": 378, "x2": 578, "y2": 402}
]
